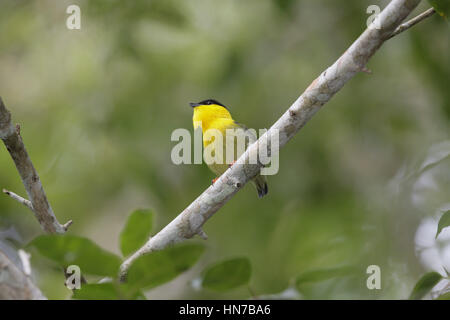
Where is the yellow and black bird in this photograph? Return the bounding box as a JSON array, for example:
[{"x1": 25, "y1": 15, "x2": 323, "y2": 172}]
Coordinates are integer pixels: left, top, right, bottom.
[{"x1": 190, "y1": 99, "x2": 268, "y2": 198}]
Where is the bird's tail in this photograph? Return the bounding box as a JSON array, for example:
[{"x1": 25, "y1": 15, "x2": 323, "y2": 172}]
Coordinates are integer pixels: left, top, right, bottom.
[{"x1": 252, "y1": 175, "x2": 268, "y2": 198}]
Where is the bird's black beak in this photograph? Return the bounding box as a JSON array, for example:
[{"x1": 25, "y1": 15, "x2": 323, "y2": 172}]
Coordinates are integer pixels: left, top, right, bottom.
[{"x1": 189, "y1": 102, "x2": 200, "y2": 108}]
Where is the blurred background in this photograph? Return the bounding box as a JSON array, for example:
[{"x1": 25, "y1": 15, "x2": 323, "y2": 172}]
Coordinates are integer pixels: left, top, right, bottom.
[{"x1": 0, "y1": 0, "x2": 448, "y2": 299}]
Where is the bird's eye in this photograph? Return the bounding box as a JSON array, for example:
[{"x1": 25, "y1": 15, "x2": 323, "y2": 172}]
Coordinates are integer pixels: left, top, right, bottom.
[{"x1": 207, "y1": 101, "x2": 212, "y2": 105}]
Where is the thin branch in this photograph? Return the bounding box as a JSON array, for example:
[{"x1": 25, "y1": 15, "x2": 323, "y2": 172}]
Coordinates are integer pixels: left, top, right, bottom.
[
  {"x1": 3, "y1": 189, "x2": 33, "y2": 211},
  {"x1": 0, "y1": 250, "x2": 46, "y2": 299},
  {"x1": 0, "y1": 98, "x2": 71, "y2": 234},
  {"x1": 388, "y1": 7, "x2": 435, "y2": 39},
  {"x1": 119, "y1": 0, "x2": 425, "y2": 280}
]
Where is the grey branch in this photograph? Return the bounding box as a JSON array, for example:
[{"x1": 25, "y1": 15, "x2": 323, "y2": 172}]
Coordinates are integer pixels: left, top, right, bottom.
[
  {"x1": 0, "y1": 250, "x2": 46, "y2": 299},
  {"x1": 389, "y1": 7, "x2": 436, "y2": 39},
  {"x1": 0, "y1": 97, "x2": 71, "y2": 234},
  {"x1": 120, "y1": 0, "x2": 430, "y2": 280}
]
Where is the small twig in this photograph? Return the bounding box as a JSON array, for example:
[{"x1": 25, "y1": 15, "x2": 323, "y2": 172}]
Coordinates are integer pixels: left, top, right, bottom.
[
  {"x1": 388, "y1": 7, "x2": 436, "y2": 39},
  {"x1": 63, "y1": 220, "x2": 73, "y2": 231},
  {"x1": 17, "y1": 249, "x2": 32, "y2": 276},
  {"x1": 3, "y1": 189, "x2": 33, "y2": 211},
  {"x1": 0, "y1": 97, "x2": 71, "y2": 234},
  {"x1": 198, "y1": 229, "x2": 208, "y2": 240},
  {"x1": 361, "y1": 66, "x2": 372, "y2": 74}
]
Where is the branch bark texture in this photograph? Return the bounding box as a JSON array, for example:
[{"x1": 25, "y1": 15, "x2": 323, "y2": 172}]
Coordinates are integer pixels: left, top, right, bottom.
[
  {"x1": 119, "y1": 0, "x2": 426, "y2": 280},
  {"x1": 0, "y1": 98, "x2": 70, "y2": 234},
  {"x1": 0, "y1": 250, "x2": 46, "y2": 299}
]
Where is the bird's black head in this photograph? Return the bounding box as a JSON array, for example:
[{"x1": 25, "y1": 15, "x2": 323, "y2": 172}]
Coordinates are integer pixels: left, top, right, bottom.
[{"x1": 189, "y1": 99, "x2": 228, "y2": 109}]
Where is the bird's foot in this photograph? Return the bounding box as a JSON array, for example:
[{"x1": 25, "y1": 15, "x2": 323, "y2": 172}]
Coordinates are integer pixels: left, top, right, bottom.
[
  {"x1": 228, "y1": 161, "x2": 236, "y2": 168},
  {"x1": 211, "y1": 177, "x2": 219, "y2": 185}
]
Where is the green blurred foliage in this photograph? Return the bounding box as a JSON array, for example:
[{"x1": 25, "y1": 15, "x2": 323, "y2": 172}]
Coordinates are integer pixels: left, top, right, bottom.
[
  {"x1": 436, "y1": 210, "x2": 450, "y2": 238},
  {"x1": 296, "y1": 265, "x2": 356, "y2": 287},
  {"x1": 428, "y1": 0, "x2": 450, "y2": 20},
  {"x1": 72, "y1": 283, "x2": 124, "y2": 300},
  {"x1": 437, "y1": 291, "x2": 450, "y2": 299},
  {"x1": 120, "y1": 209, "x2": 153, "y2": 256},
  {"x1": 126, "y1": 243, "x2": 204, "y2": 292},
  {"x1": 201, "y1": 257, "x2": 252, "y2": 292},
  {"x1": 0, "y1": 0, "x2": 448, "y2": 299},
  {"x1": 408, "y1": 272, "x2": 442, "y2": 300},
  {"x1": 29, "y1": 234, "x2": 121, "y2": 277},
  {"x1": 72, "y1": 282, "x2": 146, "y2": 300}
]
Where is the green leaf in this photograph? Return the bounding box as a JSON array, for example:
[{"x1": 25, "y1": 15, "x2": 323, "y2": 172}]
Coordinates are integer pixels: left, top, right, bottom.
[
  {"x1": 72, "y1": 283, "x2": 119, "y2": 300},
  {"x1": 409, "y1": 272, "x2": 443, "y2": 300},
  {"x1": 202, "y1": 257, "x2": 251, "y2": 292},
  {"x1": 127, "y1": 243, "x2": 204, "y2": 290},
  {"x1": 120, "y1": 209, "x2": 153, "y2": 257},
  {"x1": 72, "y1": 282, "x2": 146, "y2": 300},
  {"x1": 436, "y1": 292, "x2": 450, "y2": 300},
  {"x1": 29, "y1": 235, "x2": 121, "y2": 277},
  {"x1": 428, "y1": 1, "x2": 450, "y2": 20},
  {"x1": 296, "y1": 266, "x2": 355, "y2": 288},
  {"x1": 436, "y1": 210, "x2": 450, "y2": 238}
]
